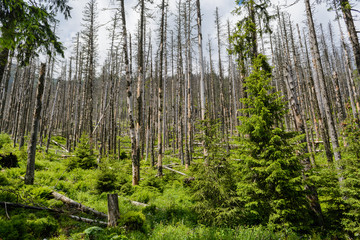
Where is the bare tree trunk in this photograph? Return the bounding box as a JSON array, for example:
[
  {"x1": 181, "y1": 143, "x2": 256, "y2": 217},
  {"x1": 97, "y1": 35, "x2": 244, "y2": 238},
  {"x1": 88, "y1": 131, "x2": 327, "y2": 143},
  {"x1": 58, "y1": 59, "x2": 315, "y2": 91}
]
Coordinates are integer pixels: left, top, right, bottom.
[
  {"x1": 25, "y1": 63, "x2": 46, "y2": 185},
  {"x1": 305, "y1": 0, "x2": 342, "y2": 165},
  {"x1": 46, "y1": 80, "x2": 60, "y2": 153},
  {"x1": 120, "y1": 0, "x2": 139, "y2": 185},
  {"x1": 339, "y1": 0, "x2": 360, "y2": 74},
  {"x1": 157, "y1": 0, "x2": 166, "y2": 177},
  {"x1": 196, "y1": 0, "x2": 208, "y2": 161}
]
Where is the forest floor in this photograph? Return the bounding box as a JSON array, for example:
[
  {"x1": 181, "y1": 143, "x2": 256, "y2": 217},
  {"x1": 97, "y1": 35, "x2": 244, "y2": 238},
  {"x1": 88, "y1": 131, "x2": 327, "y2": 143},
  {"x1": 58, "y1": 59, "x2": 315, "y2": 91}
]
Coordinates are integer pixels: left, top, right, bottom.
[{"x1": 0, "y1": 134, "x2": 323, "y2": 239}]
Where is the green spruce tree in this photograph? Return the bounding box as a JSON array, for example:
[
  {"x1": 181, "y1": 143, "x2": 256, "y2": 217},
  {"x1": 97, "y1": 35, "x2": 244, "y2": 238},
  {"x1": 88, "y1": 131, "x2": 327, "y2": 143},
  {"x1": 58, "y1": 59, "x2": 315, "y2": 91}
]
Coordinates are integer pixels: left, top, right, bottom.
[{"x1": 236, "y1": 54, "x2": 311, "y2": 232}]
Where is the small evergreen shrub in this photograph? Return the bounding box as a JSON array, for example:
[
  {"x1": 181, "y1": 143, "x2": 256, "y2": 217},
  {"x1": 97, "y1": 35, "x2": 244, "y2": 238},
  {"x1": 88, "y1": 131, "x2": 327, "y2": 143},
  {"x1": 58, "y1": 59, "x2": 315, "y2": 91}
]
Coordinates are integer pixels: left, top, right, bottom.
[
  {"x1": 0, "y1": 215, "x2": 27, "y2": 240},
  {"x1": 120, "y1": 182, "x2": 134, "y2": 195},
  {"x1": 119, "y1": 151, "x2": 128, "y2": 160},
  {"x1": 0, "y1": 153, "x2": 19, "y2": 168},
  {"x1": 96, "y1": 170, "x2": 117, "y2": 193},
  {"x1": 191, "y1": 118, "x2": 240, "y2": 227},
  {"x1": 27, "y1": 215, "x2": 58, "y2": 239},
  {"x1": 31, "y1": 186, "x2": 53, "y2": 200},
  {"x1": 119, "y1": 211, "x2": 146, "y2": 231},
  {"x1": 66, "y1": 134, "x2": 97, "y2": 170},
  {"x1": 83, "y1": 226, "x2": 104, "y2": 240},
  {"x1": 340, "y1": 118, "x2": 360, "y2": 237}
]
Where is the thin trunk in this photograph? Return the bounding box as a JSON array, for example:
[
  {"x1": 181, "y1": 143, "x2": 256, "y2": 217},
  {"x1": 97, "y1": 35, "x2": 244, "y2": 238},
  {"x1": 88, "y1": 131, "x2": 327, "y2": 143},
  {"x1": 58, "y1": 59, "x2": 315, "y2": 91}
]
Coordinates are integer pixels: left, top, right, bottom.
[{"x1": 25, "y1": 63, "x2": 46, "y2": 185}]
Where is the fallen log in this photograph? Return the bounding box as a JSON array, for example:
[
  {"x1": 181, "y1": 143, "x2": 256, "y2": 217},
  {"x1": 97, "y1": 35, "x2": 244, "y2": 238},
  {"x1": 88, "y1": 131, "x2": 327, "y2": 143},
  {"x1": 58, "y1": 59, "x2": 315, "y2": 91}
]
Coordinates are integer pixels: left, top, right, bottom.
[
  {"x1": 129, "y1": 200, "x2": 149, "y2": 207},
  {"x1": 0, "y1": 201, "x2": 59, "y2": 213},
  {"x1": 0, "y1": 201, "x2": 107, "y2": 225},
  {"x1": 51, "y1": 191, "x2": 107, "y2": 219},
  {"x1": 51, "y1": 140, "x2": 69, "y2": 153},
  {"x1": 69, "y1": 215, "x2": 107, "y2": 226},
  {"x1": 163, "y1": 165, "x2": 188, "y2": 176}
]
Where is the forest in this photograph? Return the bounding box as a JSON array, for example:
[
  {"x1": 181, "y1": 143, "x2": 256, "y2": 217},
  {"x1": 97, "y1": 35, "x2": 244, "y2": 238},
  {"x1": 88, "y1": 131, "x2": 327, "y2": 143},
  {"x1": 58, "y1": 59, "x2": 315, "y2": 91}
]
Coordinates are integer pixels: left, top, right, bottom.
[{"x1": 1, "y1": 0, "x2": 360, "y2": 239}]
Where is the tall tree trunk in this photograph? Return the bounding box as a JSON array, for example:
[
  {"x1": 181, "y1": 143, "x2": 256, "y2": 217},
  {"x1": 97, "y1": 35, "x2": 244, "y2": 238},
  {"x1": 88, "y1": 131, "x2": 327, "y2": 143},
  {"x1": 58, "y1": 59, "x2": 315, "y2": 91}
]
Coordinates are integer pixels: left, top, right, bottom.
[
  {"x1": 196, "y1": 0, "x2": 208, "y2": 161},
  {"x1": 136, "y1": 0, "x2": 145, "y2": 164},
  {"x1": 304, "y1": 0, "x2": 342, "y2": 165},
  {"x1": 157, "y1": 0, "x2": 166, "y2": 177},
  {"x1": 120, "y1": 0, "x2": 139, "y2": 185},
  {"x1": 339, "y1": 0, "x2": 360, "y2": 74},
  {"x1": 25, "y1": 63, "x2": 46, "y2": 185}
]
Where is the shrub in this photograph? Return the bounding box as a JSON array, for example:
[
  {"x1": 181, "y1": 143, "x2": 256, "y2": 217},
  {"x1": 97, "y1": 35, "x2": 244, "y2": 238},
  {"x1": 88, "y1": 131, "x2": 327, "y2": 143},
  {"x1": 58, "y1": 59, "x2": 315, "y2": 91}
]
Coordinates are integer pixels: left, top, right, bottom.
[
  {"x1": 0, "y1": 173, "x2": 9, "y2": 185},
  {"x1": 83, "y1": 226, "x2": 104, "y2": 240},
  {"x1": 0, "y1": 153, "x2": 19, "y2": 168},
  {"x1": 0, "y1": 133, "x2": 11, "y2": 149},
  {"x1": 130, "y1": 186, "x2": 160, "y2": 204},
  {"x1": 120, "y1": 211, "x2": 146, "y2": 231},
  {"x1": 119, "y1": 151, "x2": 128, "y2": 160},
  {"x1": 96, "y1": 170, "x2": 117, "y2": 193},
  {"x1": 67, "y1": 134, "x2": 97, "y2": 170},
  {"x1": 27, "y1": 215, "x2": 58, "y2": 239},
  {"x1": 340, "y1": 118, "x2": 360, "y2": 237},
  {"x1": 0, "y1": 215, "x2": 27, "y2": 240}
]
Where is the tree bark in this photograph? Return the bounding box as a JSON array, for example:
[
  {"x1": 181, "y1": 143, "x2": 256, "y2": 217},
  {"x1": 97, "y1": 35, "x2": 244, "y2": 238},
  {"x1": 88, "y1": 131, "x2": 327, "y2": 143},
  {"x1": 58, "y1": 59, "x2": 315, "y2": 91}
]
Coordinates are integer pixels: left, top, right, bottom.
[
  {"x1": 25, "y1": 63, "x2": 46, "y2": 185},
  {"x1": 304, "y1": 0, "x2": 342, "y2": 165},
  {"x1": 339, "y1": 0, "x2": 360, "y2": 74},
  {"x1": 157, "y1": 0, "x2": 166, "y2": 177},
  {"x1": 120, "y1": 0, "x2": 139, "y2": 185},
  {"x1": 107, "y1": 194, "x2": 120, "y2": 227}
]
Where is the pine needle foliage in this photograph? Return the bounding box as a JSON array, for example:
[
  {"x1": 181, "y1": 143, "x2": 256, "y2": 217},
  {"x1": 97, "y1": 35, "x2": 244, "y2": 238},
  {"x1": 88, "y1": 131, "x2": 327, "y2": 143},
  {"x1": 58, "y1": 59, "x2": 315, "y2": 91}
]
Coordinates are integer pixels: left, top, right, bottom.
[
  {"x1": 190, "y1": 119, "x2": 241, "y2": 227},
  {"x1": 66, "y1": 134, "x2": 97, "y2": 170},
  {"x1": 340, "y1": 117, "x2": 360, "y2": 236},
  {"x1": 235, "y1": 54, "x2": 311, "y2": 232}
]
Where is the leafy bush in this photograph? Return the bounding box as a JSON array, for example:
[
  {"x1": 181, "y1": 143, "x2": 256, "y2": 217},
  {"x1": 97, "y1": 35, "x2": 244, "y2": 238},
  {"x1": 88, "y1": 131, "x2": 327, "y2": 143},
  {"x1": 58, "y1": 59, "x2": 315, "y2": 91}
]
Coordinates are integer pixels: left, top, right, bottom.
[
  {"x1": 0, "y1": 172, "x2": 9, "y2": 185},
  {"x1": 66, "y1": 134, "x2": 97, "y2": 170},
  {"x1": 130, "y1": 186, "x2": 161, "y2": 204},
  {"x1": 120, "y1": 211, "x2": 146, "y2": 231},
  {"x1": 120, "y1": 182, "x2": 134, "y2": 196},
  {"x1": 119, "y1": 151, "x2": 128, "y2": 160},
  {"x1": 0, "y1": 133, "x2": 11, "y2": 149},
  {"x1": 0, "y1": 215, "x2": 27, "y2": 240},
  {"x1": 0, "y1": 153, "x2": 18, "y2": 169},
  {"x1": 27, "y1": 215, "x2": 58, "y2": 239},
  {"x1": 83, "y1": 226, "x2": 104, "y2": 240}
]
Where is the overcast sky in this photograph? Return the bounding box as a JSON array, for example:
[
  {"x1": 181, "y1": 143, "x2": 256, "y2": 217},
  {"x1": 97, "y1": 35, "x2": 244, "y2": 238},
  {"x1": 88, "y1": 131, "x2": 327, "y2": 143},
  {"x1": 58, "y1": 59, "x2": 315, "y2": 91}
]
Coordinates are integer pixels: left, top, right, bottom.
[{"x1": 55, "y1": 0, "x2": 359, "y2": 68}]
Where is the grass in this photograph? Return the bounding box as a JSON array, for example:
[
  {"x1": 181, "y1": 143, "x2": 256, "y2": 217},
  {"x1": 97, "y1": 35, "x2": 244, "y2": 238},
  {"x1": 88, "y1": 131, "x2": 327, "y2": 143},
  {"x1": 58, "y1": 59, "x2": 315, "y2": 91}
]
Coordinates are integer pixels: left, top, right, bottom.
[{"x1": 0, "y1": 133, "x2": 330, "y2": 239}]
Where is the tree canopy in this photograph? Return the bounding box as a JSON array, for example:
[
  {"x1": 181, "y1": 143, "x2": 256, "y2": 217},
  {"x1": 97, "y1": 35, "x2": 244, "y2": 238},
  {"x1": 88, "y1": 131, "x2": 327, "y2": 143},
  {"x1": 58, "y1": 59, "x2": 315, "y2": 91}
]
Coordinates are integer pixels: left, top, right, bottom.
[{"x1": 0, "y1": 0, "x2": 72, "y2": 65}]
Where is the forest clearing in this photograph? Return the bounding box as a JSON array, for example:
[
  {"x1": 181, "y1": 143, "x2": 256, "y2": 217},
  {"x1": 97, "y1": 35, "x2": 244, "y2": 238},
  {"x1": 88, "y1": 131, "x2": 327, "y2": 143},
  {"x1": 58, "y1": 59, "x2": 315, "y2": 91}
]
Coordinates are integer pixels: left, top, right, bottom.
[{"x1": 1, "y1": 0, "x2": 360, "y2": 239}]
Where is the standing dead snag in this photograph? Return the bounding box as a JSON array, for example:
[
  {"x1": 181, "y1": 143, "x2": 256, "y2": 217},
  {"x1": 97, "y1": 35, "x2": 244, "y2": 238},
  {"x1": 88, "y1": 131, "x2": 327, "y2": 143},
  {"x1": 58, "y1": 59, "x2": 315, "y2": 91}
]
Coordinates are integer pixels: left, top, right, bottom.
[
  {"x1": 157, "y1": 0, "x2": 166, "y2": 177},
  {"x1": 120, "y1": 0, "x2": 139, "y2": 185},
  {"x1": 25, "y1": 63, "x2": 46, "y2": 185}
]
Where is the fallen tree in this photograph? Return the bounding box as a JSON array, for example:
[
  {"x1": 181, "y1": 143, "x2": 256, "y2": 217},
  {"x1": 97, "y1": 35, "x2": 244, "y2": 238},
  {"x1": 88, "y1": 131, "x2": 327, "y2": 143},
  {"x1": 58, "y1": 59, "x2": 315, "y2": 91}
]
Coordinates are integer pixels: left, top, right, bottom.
[
  {"x1": 0, "y1": 201, "x2": 107, "y2": 226},
  {"x1": 51, "y1": 191, "x2": 108, "y2": 219}
]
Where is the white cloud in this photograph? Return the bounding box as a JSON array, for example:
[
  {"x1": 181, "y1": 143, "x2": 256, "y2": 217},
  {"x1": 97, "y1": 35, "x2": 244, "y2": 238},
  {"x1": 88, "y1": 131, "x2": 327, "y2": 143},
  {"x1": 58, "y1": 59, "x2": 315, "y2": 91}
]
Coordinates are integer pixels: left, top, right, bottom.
[{"x1": 55, "y1": 0, "x2": 359, "y2": 74}]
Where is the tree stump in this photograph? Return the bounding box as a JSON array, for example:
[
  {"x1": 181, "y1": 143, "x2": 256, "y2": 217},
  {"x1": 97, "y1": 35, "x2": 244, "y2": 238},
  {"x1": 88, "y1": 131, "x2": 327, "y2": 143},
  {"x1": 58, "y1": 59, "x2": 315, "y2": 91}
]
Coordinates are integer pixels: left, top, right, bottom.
[{"x1": 107, "y1": 194, "x2": 120, "y2": 227}]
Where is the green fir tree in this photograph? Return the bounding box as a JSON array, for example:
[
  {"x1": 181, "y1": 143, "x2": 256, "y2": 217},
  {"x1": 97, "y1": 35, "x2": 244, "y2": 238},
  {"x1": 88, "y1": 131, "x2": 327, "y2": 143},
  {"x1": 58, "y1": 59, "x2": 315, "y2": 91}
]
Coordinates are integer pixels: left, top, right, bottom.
[{"x1": 235, "y1": 54, "x2": 311, "y2": 232}]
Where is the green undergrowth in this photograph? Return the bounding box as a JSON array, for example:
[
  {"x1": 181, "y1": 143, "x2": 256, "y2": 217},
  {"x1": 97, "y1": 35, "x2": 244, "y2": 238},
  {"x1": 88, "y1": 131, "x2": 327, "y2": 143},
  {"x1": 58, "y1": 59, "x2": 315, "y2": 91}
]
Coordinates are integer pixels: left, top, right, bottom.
[{"x1": 0, "y1": 132, "x2": 344, "y2": 239}]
